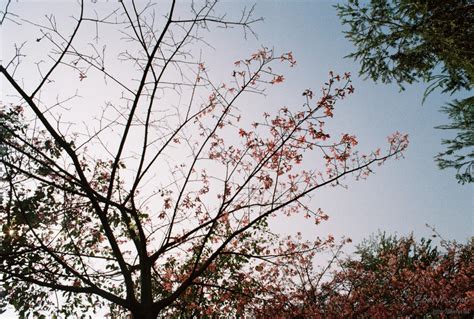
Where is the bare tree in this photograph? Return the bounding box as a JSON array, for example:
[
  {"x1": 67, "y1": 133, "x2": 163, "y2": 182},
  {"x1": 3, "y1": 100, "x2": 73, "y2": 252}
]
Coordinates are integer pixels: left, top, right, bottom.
[{"x1": 0, "y1": 1, "x2": 408, "y2": 317}]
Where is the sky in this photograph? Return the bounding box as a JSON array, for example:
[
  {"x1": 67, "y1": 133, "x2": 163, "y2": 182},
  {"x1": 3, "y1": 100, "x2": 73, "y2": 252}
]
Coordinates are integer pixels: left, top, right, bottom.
[
  {"x1": 210, "y1": 0, "x2": 473, "y2": 245},
  {"x1": 193, "y1": 0, "x2": 472, "y2": 245},
  {"x1": 0, "y1": 0, "x2": 473, "y2": 317}
]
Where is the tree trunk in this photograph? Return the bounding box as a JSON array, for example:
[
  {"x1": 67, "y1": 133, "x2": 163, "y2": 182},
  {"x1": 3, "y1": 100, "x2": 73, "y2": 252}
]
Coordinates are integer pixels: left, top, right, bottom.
[{"x1": 131, "y1": 309, "x2": 157, "y2": 319}]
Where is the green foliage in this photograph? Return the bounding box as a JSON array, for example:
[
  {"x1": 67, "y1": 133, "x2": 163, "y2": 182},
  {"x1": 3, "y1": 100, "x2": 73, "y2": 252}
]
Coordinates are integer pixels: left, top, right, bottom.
[
  {"x1": 0, "y1": 290, "x2": 6, "y2": 315},
  {"x1": 353, "y1": 232, "x2": 440, "y2": 271},
  {"x1": 336, "y1": 0, "x2": 473, "y2": 91},
  {"x1": 0, "y1": 107, "x2": 105, "y2": 317},
  {"x1": 435, "y1": 96, "x2": 474, "y2": 184},
  {"x1": 336, "y1": 0, "x2": 474, "y2": 183}
]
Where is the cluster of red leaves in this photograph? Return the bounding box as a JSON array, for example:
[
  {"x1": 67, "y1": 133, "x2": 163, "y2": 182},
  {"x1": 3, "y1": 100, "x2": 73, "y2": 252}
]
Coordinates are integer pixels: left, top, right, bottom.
[
  {"x1": 321, "y1": 238, "x2": 473, "y2": 317},
  {"x1": 247, "y1": 236, "x2": 473, "y2": 318}
]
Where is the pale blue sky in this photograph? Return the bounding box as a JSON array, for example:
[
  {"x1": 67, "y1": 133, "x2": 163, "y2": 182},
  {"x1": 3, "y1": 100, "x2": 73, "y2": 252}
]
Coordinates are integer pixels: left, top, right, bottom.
[
  {"x1": 203, "y1": 0, "x2": 473, "y2": 245},
  {"x1": 1, "y1": 0, "x2": 472, "y2": 244}
]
